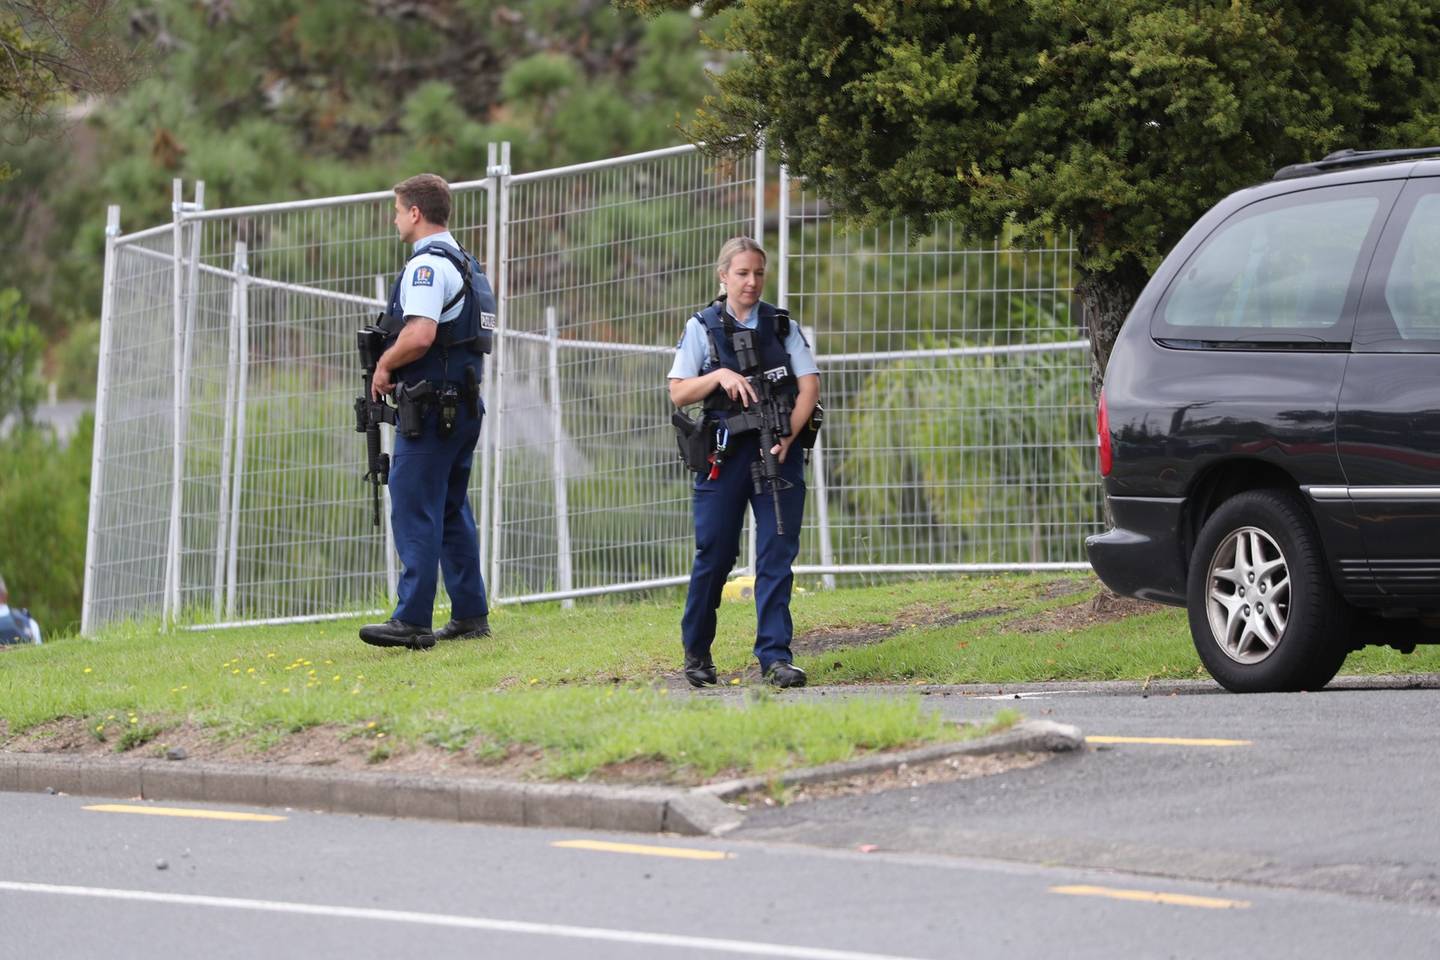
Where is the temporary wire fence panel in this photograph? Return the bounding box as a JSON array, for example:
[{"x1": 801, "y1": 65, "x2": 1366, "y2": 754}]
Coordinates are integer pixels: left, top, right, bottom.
[
  {"x1": 84, "y1": 145, "x2": 1103, "y2": 635},
  {"x1": 492, "y1": 146, "x2": 757, "y2": 602},
  {"x1": 84, "y1": 183, "x2": 492, "y2": 631},
  {"x1": 85, "y1": 231, "x2": 179, "y2": 628},
  {"x1": 785, "y1": 177, "x2": 1104, "y2": 572}
]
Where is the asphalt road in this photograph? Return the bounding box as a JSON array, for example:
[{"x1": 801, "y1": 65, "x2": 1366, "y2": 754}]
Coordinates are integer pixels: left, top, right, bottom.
[
  {"x1": 745, "y1": 678, "x2": 1440, "y2": 905},
  {"x1": 3, "y1": 679, "x2": 1439, "y2": 958}
]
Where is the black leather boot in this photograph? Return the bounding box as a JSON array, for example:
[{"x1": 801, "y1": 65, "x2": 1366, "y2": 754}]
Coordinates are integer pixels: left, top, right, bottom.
[
  {"x1": 434, "y1": 615, "x2": 491, "y2": 641},
  {"x1": 763, "y1": 661, "x2": 807, "y2": 688},
  {"x1": 683, "y1": 654, "x2": 718, "y2": 688},
  {"x1": 359, "y1": 619, "x2": 435, "y2": 650}
]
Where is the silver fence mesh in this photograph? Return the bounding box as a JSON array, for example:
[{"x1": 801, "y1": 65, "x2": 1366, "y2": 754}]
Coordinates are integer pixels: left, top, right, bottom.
[
  {"x1": 84, "y1": 181, "x2": 493, "y2": 631},
  {"x1": 84, "y1": 228, "x2": 177, "y2": 628},
  {"x1": 785, "y1": 174, "x2": 1103, "y2": 574},
  {"x1": 83, "y1": 144, "x2": 1101, "y2": 634},
  {"x1": 491, "y1": 147, "x2": 757, "y2": 602}
]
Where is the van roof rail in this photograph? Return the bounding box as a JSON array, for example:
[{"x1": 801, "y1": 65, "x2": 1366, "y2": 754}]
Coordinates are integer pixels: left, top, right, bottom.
[{"x1": 1273, "y1": 147, "x2": 1440, "y2": 181}]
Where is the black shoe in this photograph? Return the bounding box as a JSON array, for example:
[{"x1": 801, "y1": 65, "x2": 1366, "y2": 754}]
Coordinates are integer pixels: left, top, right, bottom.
[
  {"x1": 359, "y1": 619, "x2": 435, "y2": 650},
  {"x1": 683, "y1": 654, "x2": 717, "y2": 688},
  {"x1": 763, "y1": 662, "x2": 807, "y2": 688},
  {"x1": 434, "y1": 615, "x2": 491, "y2": 641}
]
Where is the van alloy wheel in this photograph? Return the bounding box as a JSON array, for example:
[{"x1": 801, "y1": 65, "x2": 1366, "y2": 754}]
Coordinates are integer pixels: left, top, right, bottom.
[{"x1": 1204, "y1": 526, "x2": 1290, "y2": 664}]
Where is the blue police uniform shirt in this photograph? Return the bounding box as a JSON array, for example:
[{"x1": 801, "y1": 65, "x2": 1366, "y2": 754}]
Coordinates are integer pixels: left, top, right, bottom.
[
  {"x1": 399, "y1": 232, "x2": 466, "y2": 325},
  {"x1": 0, "y1": 603, "x2": 40, "y2": 644},
  {"x1": 668, "y1": 301, "x2": 819, "y2": 380}
]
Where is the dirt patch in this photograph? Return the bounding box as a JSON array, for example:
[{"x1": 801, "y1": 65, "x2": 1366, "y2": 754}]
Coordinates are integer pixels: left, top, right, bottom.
[
  {"x1": 1, "y1": 716, "x2": 547, "y2": 781},
  {"x1": 733, "y1": 751, "x2": 1055, "y2": 807},
  {"x1": 1004, "y1": 589, "x2": 1166, "y2": 634},
  {"x1": 793, "y1": 603, "x2": 1014, "y2": 655}
]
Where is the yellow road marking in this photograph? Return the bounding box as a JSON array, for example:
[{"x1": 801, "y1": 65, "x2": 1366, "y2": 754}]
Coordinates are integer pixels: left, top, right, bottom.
[
  {"x1": 83, "y1": 804, "x2": 286, "y2": 822},
  {"x1": 1050, "y1": 885, "x2": 1250, "y2": 910},
  {"x1": 552, "y1": 840, "x2": 731, "y2": 861},
  {"x1": 1086, "y1": 736, "x2": 1252, "y2": 747}
]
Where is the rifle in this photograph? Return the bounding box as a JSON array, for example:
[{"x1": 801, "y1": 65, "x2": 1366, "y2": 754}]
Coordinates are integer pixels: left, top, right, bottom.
[
  {"x1": 354, "y1": 326, "x2": 398, "y2": 527},
  {"x1": 721, "y1": 328, "x2": 795, "y2": 536}
]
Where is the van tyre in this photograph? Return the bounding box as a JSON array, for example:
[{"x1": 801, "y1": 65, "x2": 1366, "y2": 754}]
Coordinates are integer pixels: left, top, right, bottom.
[{"x1": 1186, "y1": 489, "x2": 1350, "y2": 693}]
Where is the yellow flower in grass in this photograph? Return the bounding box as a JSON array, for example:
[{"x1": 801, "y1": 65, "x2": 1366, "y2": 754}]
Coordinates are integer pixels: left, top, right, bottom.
[{"x1": 83, "y1": 667, "x2": 92, "y2": 674}]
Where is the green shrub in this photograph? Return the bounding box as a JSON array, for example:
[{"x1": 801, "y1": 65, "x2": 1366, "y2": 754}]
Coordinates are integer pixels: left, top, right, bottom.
[{"x1": 0, "y1": 415, "x2": 93, "y2": 634}]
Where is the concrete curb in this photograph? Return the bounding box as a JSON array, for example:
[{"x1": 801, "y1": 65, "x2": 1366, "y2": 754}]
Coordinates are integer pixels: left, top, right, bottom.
[
  {"x1": 0, "y1": 720, "x2": 1079, "y2": 837},
  {"x1": 696, "y1": 719, "x2": 1084, "y2": 801},
  {"x1": 0, "y1": 754, "x2": 738, "y2": 836}
]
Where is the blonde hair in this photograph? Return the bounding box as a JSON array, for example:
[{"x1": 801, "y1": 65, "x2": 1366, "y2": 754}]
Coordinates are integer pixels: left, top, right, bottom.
[{"x1": 715, "y1": 236, "x2": 766, "y2": 292}]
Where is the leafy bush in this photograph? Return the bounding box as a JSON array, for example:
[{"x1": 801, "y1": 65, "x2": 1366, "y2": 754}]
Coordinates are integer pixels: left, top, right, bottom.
[
  {"x1": 0, "y1": 288, "x2": 44, "y2": 426},
  {"x1": 0, "y1": 415, "x2": 93, "y2": 634}
]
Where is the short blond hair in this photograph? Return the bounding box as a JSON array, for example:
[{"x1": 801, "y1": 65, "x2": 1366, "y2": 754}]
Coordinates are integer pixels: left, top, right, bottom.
[{"x1": 716, "y1": 236, "x2": 766, "y2": 279}]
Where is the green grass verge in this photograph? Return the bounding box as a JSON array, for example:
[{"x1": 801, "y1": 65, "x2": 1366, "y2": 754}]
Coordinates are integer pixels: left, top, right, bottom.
[{"x1": 6, "y1": 573, "x2": 1439, "y2": 779}]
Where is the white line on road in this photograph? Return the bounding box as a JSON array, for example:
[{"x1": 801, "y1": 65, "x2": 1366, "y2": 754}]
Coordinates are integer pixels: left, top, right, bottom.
[{"x1": 0, "y1": 880, "x2": 929, "y2": 960}]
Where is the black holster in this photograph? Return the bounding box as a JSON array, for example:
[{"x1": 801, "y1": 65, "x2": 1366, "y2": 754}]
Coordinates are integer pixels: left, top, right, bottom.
[
  {"x1": 395, "y1": 381, "x2": 435, "y2": 439},
  {"x1": 672, "y1": 411, "x2": 713, "y2": 474}
]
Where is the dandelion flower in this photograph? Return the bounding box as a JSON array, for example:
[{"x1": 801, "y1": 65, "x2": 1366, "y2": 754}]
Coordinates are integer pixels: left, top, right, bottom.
[{"x1": 83, "y1": 668, "x2": 92, "y2": 674}]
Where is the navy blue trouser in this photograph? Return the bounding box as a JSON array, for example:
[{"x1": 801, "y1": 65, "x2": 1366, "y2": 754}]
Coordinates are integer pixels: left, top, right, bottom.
[
  {"x1": 681, "y1": 439, "x2": 806, "y2": 671},
  {"x1": 388, "y1": 404, "x2": 487, "y2": 628}
]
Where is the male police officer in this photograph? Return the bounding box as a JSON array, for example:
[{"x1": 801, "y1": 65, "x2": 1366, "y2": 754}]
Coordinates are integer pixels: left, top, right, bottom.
[
  {"x1": 359, "y1": 174, "x2": 493, "y2": 650},
  {"x1": 0, "y1": 574, "x2": 41, "y2": 648}
]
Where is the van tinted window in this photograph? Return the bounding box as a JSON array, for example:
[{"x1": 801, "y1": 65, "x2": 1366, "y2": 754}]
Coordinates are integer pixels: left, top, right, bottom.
[
  {"x1": 1157, "y1": 187, "x2": 1388, "y2": 341},
  {"x1": 1384, "y1": 193, "x2": 1440, "y2": 340}
]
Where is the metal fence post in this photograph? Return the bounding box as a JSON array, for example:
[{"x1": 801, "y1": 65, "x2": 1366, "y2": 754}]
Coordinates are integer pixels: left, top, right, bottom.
[
  {"x1": 225, "y1": 244, "x2": 250, "y2": 618},
  {"x1": 779, "y1": 166, "x2": 836, "y2": 589},
  {"x1": 163, "y1": 180, "x2": 204, "y2": 624},
  {"x1": 81, "y1": 204, "x2": 121, "y2": 635},
  {"x1": 488, "y1": 141, "x2": 511, "y2": 600},
  {"x1": 545, "y1": 306, "x2": 575, "y2": 608},
  {"x1": 163, "y1": 180, "x2": 185, "y2": 625},
  {"x1": 213, "y1": 241, "x2": 244, "y2": 620},
  {"x1": 479, "y1": 142, "x2": 499, "y2": 590}
]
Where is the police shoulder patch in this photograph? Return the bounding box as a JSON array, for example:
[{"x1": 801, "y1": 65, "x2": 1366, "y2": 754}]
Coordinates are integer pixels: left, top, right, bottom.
[{"x1": 412, "y1": 265, "x2": 435, "y2": 287}]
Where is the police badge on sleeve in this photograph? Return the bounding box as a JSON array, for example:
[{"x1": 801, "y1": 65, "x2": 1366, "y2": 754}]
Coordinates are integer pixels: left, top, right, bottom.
[{"x1": 412, "y1": 265, "x2": 434, "y2": 286}]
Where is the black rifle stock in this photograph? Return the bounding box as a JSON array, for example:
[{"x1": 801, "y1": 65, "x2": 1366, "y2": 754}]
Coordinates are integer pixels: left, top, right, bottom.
[{"x1": 354, "y1": 327, "x2": 398, "y2": 527}]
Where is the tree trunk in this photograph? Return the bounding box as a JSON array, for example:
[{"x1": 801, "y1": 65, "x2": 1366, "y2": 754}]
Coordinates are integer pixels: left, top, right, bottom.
[{"x1": 1074, "y1": 256, "x2": 1151, "y2": 400}]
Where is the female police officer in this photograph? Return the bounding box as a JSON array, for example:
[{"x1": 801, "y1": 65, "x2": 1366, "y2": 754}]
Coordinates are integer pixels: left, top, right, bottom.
[{"x1": 668, "y1": 237, "x2": 820, "y2": 688}]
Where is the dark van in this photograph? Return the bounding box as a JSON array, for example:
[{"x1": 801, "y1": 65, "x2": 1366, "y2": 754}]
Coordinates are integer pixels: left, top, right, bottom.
[{"x1": 1087, "y1": 148, "x2": 1440, "y2": 692}]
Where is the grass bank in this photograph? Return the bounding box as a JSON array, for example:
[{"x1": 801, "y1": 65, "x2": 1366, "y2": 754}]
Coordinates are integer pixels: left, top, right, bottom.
[{"x1": 5, "y1": 573, "x2": 1437, "y2": 779}]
